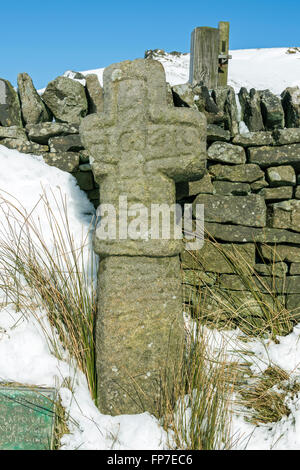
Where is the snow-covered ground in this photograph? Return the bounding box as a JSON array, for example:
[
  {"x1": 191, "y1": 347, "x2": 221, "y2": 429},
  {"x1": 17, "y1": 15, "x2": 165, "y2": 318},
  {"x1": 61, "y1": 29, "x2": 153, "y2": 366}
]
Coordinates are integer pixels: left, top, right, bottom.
[
  {"x1": 2, "y1": 47, "x2": 300, "y2": 450},
  {"x1": 0, "y1": 146, "x2": 168, "y2": 450}
]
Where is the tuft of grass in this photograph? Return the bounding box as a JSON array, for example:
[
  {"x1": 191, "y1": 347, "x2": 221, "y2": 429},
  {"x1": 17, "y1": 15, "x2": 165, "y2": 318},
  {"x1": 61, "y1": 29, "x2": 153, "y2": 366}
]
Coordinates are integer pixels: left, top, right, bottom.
[
  {"x1": 239, "y1": 365, "x2": 300, "y2": 425},
  {"x1": 0, "y1": 189, "x2": 97, "y2": 402},
  {"x1": 182, "y1": 237, "x2": 295, "y2": 340},
  {"x1": 160, "y1": 319, "x2": 237, "y2": 450}
]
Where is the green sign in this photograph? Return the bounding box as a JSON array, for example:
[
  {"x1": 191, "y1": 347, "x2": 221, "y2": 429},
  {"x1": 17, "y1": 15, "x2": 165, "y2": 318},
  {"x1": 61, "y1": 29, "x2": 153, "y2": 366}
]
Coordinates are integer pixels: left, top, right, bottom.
[{"x1": 0, "y1": 386, "x2": 56, "y2": 450}]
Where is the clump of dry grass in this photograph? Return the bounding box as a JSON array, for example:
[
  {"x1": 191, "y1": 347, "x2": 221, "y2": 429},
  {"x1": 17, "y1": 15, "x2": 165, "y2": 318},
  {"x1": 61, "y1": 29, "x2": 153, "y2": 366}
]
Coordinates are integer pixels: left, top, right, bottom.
[
  {"x1": 239, "y1": 365, "x2": 300, "y2": 425},
  {"x1": 0, "y1": 189, "x2": 97, "y2": 402},
  {"x1": 180, "y1": 236, "x2": 300, "y2": 436},
  {"x1": 159, "y1": 321, "x2": 238, "y2": 450},
  {"x1": 183, "y1": 238, "x2": 294, "y2": 340}
]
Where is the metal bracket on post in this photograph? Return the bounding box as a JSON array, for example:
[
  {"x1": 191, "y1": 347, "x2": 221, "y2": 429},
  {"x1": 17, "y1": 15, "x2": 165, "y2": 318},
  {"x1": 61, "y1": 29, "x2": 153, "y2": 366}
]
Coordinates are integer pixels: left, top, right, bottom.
[{"x1": 218, "y1": 21, "x2": 231, "y2": 86}]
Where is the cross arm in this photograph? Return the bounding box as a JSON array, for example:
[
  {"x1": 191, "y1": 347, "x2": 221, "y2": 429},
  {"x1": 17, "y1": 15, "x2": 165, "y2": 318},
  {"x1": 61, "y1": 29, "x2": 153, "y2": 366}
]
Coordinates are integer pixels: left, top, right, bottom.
[
  {"x1": 80, "y1": 112, "x2": 117, "y2": 180},
  {"x1": 147, "y1": 106, "x2": 207, "y2": 182}
]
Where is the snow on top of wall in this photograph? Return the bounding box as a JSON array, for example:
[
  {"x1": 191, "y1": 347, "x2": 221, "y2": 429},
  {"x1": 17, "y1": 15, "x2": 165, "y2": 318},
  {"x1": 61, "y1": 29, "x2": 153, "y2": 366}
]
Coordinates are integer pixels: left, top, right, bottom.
[{"x1": 64, "y1": 47, "x2": 300, "y2": 96}]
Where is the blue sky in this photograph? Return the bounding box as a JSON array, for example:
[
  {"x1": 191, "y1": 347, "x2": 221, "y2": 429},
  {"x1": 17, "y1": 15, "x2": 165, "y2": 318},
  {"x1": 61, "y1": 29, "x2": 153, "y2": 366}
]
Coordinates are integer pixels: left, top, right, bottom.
[{"x1": 1, "y1": 0, "x2": 300, "y2": 89}]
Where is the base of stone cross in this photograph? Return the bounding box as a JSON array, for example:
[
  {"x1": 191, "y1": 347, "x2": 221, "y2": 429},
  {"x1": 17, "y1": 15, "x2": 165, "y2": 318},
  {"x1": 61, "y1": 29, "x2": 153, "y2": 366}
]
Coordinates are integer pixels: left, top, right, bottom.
[{"x1": 96, "y1": 255, "x2": 185, "y2": 415}]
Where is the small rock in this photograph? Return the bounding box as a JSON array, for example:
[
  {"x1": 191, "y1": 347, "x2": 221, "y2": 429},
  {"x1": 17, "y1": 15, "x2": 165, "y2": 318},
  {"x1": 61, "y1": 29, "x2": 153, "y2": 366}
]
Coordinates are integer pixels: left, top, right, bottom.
[
  {"x1": 205, "y1": 222, "x2": 300, "y2": 244},
  {"x1": 207, "y1": 124, "x2": 230, "y2": 143},
  {"x1": 17, "y1": 72, "x2": 52, "y2": 125},
  {"x1": 176, "y1": 172, "x2": 214, "y2": 199},
  {"x1": 209, "y1": 163, "x2": 264, "y2": 183},
  {"x1": 172, "y1": 83, "x2": 197, "y2": 109},
  {"x1": 193, "y1": 85, "x2": 224, "y2": 124},
  {"x1": 273, "y1": 128, "x2": 300, "y2": 145},
  {"x1": 49, "y1": 134, "x2": 83, "y2": 152},
  {"x1": 212, "y1": 86, "x2": 239, "y2": 136},
  {"x1": 193, "y1": 193, "x2": 266, "y2": 227},
  {"x1": 268, "y1": 199, "x2": 300, "y2": 232},
  {"x1": 75, "y1": 170, "x2": 94, "y2": 191},
  {"x1": 43, "y1": 152, "x2": 80, "y2": 173},
  {"x1": 0, "y1": 78, "x2": 22, "y2": 127},
  {"x1": 266, "y1": 165, "x2": 296, "y2": 186},
  {"x1": 261, "y1": 245, "x2": 300, "y2": 263},
  {"x1": 79, "y1": 163, "x2": 92, "y2": 172},
  {"x1": 208, "y1": 141, "x2": 246, "y2": 164},
  {"x1": 232, "y1": 131, "x2": 274, "y2": 147},
  {"x1": 255, "y1": 262, "x2": 288, "y2": 278},
  {"x1": 27, "y1": 122, "x2": 79, "y2": 144},
  {"x1": 42, "y1": 76, "x2": 88, "y2": 124},
  {"x1": 287, "y1": 295, "x2": 300, "y2": 317},
  {"x1": 0, "y1": 126, "x2": 27, "y2": 140},
  {"x1": 281, "y1": 86, "x2": 300, "y2": 127},
  {"x1": 85, "y1": 74, "x2": 104, "y2": 114},
  {"x1": 79, "y1": 150, "x2": 90, "y2": 164},
  {"x1": 213, "y1": 181, "x2": 251, "y2": 195},
  {"x1": 249, "y1": 144, "x2": 300, "y2": 169},
  {"x1": 1, "y1": 138, "x2": 48, "y2": 154},
  {"x1": 290, "y1": 263, "x2": 300, "y2": 275},
  {"x1": 260, "y1": 89, "x2": 284, "y2": 130},
  {"x1": 250, "y1": 179, "x2": 269, "y2": 191},
  {"x1": 64, "y1": 70, "x2": 86, "y2": 80},
  {"x1": 238, "y1": 87, "x2": 264, "y2": 132},
  {"x1": 181, "y1": 242, "x2": 255, "y2": 273},
  {"x1": 259, "y1": 186, "x2": 293, "y2": 201}
]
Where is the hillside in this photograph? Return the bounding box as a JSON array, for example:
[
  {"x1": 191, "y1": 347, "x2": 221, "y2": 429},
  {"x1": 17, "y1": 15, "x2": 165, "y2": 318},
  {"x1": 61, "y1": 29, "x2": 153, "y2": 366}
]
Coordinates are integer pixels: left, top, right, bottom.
[{"x1": 72, "y1": 47, "x2": 300, "y2": 95}]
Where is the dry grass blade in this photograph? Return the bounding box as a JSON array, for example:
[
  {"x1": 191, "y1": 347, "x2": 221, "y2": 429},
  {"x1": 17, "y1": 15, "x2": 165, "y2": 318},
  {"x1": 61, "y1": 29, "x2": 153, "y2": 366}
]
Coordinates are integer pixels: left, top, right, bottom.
[
  {"x1": 0, "y1": 189, "x2": 97, "y2": 402},
  {"x1": 239, "y1": 365, "x2": 300, "y2": 425},
  {"x1": 183, "y1": 235, "x2": 295, "y2": 340},
  {"x1": 160, "y1": 320, "x2": 237, "y2": 450}
]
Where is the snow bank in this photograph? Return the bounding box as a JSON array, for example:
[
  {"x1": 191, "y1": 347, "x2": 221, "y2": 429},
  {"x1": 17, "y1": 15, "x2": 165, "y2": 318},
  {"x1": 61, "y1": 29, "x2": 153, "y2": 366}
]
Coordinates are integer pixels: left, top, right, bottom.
[
  {"x1": 0, "y1": 145, "x2": 168, "y2": 450},
  {"x1": 67, "y1": 47, "x2": 300, "y2": 95}
]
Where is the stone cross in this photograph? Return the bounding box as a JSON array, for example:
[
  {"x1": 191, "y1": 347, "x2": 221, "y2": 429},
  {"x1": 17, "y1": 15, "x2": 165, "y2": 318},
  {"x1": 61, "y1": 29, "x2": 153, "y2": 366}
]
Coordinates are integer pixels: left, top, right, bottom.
[{"x1": 80, "y1": 59, "x2": 206, "y2": 415}]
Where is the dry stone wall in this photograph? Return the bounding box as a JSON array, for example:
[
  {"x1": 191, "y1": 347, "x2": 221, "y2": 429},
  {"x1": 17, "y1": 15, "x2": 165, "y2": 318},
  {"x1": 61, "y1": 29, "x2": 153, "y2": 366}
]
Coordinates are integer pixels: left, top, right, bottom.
[
  {"x1": 179, "y1": 127, "x2": 300, "y2": 331},
  {"x1": 163, "y1": 70, "x2": 300, "y2": 332},
  {"x1": 2, "y1": 60, "x2": 300, "y2": 332},
  {"x1": 0, "y1": 72, "x2": 101, "y2": 208},
  {"x1": 175, "y1": 89, "x2": 300, "y2": 331}
]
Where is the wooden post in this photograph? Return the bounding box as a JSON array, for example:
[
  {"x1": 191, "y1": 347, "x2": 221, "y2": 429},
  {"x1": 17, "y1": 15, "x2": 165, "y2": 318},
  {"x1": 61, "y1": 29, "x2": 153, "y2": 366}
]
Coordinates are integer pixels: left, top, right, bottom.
[
  {"x1": 189, "y1": 27, "x2": 219, "y2": 89},
  {"x1": 218, "y1": 21, "x2": 230, "y2": 87}
]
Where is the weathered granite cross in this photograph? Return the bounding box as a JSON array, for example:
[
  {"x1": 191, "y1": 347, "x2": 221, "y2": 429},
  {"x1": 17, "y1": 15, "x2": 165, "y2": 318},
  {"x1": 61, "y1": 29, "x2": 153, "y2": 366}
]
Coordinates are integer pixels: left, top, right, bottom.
[{"x1": 80, "y1": 59, "x2": 206, "y2": 415}]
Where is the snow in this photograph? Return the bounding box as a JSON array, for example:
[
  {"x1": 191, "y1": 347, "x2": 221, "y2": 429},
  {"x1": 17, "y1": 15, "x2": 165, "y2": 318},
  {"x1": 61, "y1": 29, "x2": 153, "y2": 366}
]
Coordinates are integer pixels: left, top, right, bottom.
[
  {"x1": 66, "y1": 47, "x2": 300, "y2": 97},
  {"x1": 0, "y1": 145, "x2": 168, "y2": 450},
  {"x1": 230, "y1": 324, "x2": 300, "y2": 450},
  {"x1": 229, "y1": 48, "x2": 300, "y2": 95},
  {"x1": 3, "y1": 46, "x2": 300, "y2": 450},
  {"x1": 0, "y1": 305, "x2": 168, "y2": 450}
]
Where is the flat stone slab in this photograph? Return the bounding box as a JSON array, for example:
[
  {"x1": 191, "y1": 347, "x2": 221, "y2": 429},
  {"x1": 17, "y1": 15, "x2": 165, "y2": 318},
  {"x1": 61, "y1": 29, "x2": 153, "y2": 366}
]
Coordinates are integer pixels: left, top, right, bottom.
[
  {"x1": 193, "y1": 194, "x2": 266, "y2": 227},
  {"x1": 209, "y1": 163, "x2": 264, "y2": 183},
  {"x1": 207, "y1": 141, "x2": 246, "y2": 164},
  {"x1": 249, "y1": 144, "x2": 300, "y2": 169},
  {"x1": 205, "y1": 222, "x2": 300, "y2": 244},
  {"x1": 232, "y1": 131, "x2": 275, "y2": 147},
  {"x1": 0, "y1": 386, "x2": 56, "y2": 450}
]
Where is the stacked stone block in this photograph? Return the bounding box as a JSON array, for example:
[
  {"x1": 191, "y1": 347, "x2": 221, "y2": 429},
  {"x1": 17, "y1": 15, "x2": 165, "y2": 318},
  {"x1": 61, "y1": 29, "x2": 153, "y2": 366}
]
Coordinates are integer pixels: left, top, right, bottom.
[
  {"x1": 178, "y1": 125, "x2": 300, "y2": 328},
  {"x1": 2, "y1": 60, "x2": 300, "y2": 329},
  {"x1": 0, "y1": 73, "x2": 102, "y2": 208}
]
